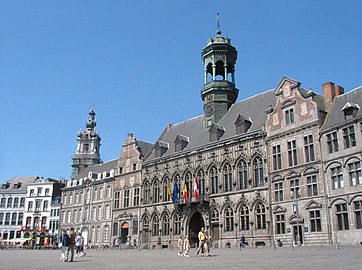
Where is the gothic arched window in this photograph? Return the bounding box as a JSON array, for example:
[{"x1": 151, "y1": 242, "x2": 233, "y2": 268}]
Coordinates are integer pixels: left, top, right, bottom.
[
  {"x1": 143, "y1": 181, "x2": 150, "y2": 205},
  {"x1": 238, "y1": 160, "x2": 248, "y2": 190},
  {"x1": 152, "y1": 179, "x2": 160, "y2": 203},
  {"x1": 255, "y1": 203, "x2": 266, "y2": 230},
  {"x1": 151, "y1": 215, "x2": 159, "y2": 236},
  {"x1": 162, "y1": 214, "x2": 170, "y2": 236},
  {"x1": 197, "y1": 169, "x2": 206, "y2": 198},
  {"x1": 174, "y1": 212, "x2": 181, "y2": 235},
  {"x1": 210, "y1": 166, "x2": 219, "y2": 194},
  {"x1": 253, "y1": 157, "x2": 264, "y2": 187},
  {"x1": 224, "y1": 206, "x2": 234, "y2": 232},
  {"x1": 223, "y1": 163, "x2": 233, "y2": 192},
  {"x1": 240, "y1": 205, "x2": 250, "y2": 231}
]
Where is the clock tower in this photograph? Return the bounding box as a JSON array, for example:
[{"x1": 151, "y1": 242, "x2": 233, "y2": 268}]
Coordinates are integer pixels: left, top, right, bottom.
[
  {"x1": 201, "y1": 15, "x2": 239, "y2": 129},
  {"x1": 70, "y1": 105, "x2": 102, "y2": 179}
]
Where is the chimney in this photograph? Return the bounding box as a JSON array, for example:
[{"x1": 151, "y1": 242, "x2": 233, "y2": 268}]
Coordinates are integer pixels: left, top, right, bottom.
[
  {"x1": 322, "y1": 82, "x2": 335, "y2": 113},
  {"x1": 335, "y1": 85, "x2": 344, "y2": 96}
]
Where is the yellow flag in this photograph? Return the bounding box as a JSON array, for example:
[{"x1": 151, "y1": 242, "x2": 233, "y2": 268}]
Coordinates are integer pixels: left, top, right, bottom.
[{"x1": 167, "y1": 181, "x2": 173, "y2": 201}]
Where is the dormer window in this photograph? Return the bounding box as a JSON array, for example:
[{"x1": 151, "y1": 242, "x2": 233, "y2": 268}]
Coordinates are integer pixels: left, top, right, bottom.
[
  {"x1": 342, "y1": 102, "x2": 359, "y2": 120},
  {"x1": 1, "y1": 182, "x2": 10, "y2": 189},
  {"x1": 174, "y1": 134, "x2": 189, "y2": 152},
  {"x1": 235, "y1": 115, "x2": 252, "y2": 135},
  {"x1": 209, "y1": 123, "x2": 225, "y2": 142},
  {"x1": 155, "y1": 141, "x2": 169, "y2": 158},
  {"x1": 13, "y1": 182, "x2": 22, "y2": 189}
]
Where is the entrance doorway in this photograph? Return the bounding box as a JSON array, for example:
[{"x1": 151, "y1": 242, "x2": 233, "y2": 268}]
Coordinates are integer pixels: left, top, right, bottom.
[
  {"x1": 293, "y1": 224, "x2": 303, "y2": 245},
  {"x1": 81, "y1": 229, "x2": 88, "y2": 246},
  {"x1": 120, "y1": 222, "x2": 129, "y2": 243},
  {"x1": 188, "y1": 212, "x2": 205, "y2": 246}
]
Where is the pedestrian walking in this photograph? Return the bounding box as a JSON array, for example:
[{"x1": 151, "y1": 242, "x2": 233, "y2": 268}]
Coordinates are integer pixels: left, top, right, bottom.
[
  {"x1": 59, "y1": 229, "x2": 69, "y2": 262},
  {"x1": 75, "y1": 233, "x2": 82, "y2": 257},
  {"x1": 183, "y1": 235, "x2": 190, "y2": 257},
  {"x1": 67, "y1": 227, "x2": 76, "y2": 262},
  {"x1": 177, "y1": 235, "x2": 184, "y2": 256},
  {"x1": 195, "y1": 227, "x2": 205, "y2": 256},
  {"x1": 202, "y1": 228, "x2": 210, "y2": 257},
  {"x1": 240, "y1": 234, "x2": 246, "y2": 250}
]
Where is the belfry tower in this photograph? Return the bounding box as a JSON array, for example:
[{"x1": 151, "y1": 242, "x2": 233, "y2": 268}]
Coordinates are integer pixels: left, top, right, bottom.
[
  {"x1": 201, "y1": 15, "x2": 239, "y2": 128},
  {"x1": 70, "y1": 105, "x2": 102, "y2": 179}
]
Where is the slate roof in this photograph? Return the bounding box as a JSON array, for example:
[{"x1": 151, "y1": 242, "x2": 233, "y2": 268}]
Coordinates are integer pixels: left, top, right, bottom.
[
  {"x1": 0, "y1": 176, "x2": 40, "y2": 192},
  {"x1": 74, "y1": 159, "x2": 118, "y2": 180},
  {"x1": 135, "y1": 139, "x2": 153, "y2": 158},
  {"x1": 145, "y1": 89, "x2": 276, "y2": 161},
  {"x1": 322, "y1": 86, "x2": 362, "y2": 131}
]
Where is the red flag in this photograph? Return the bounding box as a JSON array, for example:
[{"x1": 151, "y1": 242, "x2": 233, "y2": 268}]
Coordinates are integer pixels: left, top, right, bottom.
[{"x1": 193, "y1": 177, "x2": 199, "y2": 200}]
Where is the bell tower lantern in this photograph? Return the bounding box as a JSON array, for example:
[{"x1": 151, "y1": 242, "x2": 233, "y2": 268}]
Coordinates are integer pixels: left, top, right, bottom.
[
  {"x1": 201, "y1": 14, "x2": 239, "y2": 128},
  {"x1": 70, "y1": 105, "x2": 102, "y2": 179}
]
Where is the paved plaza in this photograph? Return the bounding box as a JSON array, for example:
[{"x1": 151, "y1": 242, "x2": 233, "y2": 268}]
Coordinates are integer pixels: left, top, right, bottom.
[{"x1": 0, "y1": 245, "x2": 361, "y2": 270}]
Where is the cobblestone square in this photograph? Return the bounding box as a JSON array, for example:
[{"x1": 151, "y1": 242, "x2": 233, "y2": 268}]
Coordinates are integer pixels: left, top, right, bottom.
[{"x1": 1, "y1": 245, "x2": 361, "y2": 270}]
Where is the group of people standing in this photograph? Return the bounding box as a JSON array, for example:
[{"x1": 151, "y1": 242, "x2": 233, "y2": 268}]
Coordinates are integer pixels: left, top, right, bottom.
[
  {"x1": 177, "y1": 235, "x2": 191, "y2": 257},
  {"x1": 177, "y1": 227, "x2": 211, "y2": 257},
  {"x1": 59, "y1": 227, "x2": 86, "y2": 262}
]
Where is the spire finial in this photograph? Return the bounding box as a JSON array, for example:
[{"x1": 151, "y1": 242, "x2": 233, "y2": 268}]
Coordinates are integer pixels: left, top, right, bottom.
[{"x1": 216, "y1": 13, "x2": 221, "y2": 35}]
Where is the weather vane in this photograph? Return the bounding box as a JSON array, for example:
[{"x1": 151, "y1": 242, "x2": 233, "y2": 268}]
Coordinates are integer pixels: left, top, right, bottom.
[{"x1": 216, "y1": 13, "x2": 221, "y2": 35}]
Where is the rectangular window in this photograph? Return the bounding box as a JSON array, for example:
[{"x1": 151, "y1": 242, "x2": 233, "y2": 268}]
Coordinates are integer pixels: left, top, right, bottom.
[
  {"x1": 285, "y1": 108, "x2": 295, "y2": 125},
  {"x1": 133, "y1": 187, "x2": 140, "y2": 207},
  {"x1": 307, "y1": 175, "x2": 318, "y2": 197},
  {"x1": 0, "y1": 213, "x2": 3, "y2": 225},
  {"x1": 35, "y1": 200, "x2": 41, "y2": 212},
  {"x1": 310, "y1": 210, "x2": 322, "y2": 232},
  {"x1": 43, "y1": 201, "x2": 49, "y2": 211},
  {"x1": 343, "y1": 125, "x2": 356, "y2": 149},
  {"x1": 114, "y1": 191, "x2": 120, "y2": 209},
  {"x1": 354, "y1": 200, "x2": 362, "y2": 229},
  {"x1": 275, "y1": 213, "x2": 285, "y2": 234},
  {"x1": 348, "y1": 161, "x2": 362, "y2": 186},
  {"x1": 274, "y1": 182, "x2": 283, "y2": 202},
  {"x1": 331, "y1": 166, "x2": 344, "y2": 189},
  {"x1": 336, "y1": 203, "x2": 349, "y2": 230},
  {"x1": 113, "y1": 222, "x2": 118, "y2": 236},
  {"x1": 287, "y1": 140, "x2": 298, "y2": 167},
  {"x1": 290, "y1": 179, "x2": 300, "y2": 199},
  {"x1": 272, "y1": 145, "x2": 282, "y2": 170},
  {"x1": 124, "y1": 189, "x2": 130, "y2": 208},
  {"x1": 304, "y1": 135, "x2": 315, "y2": 162},
  {"x1": 326, "y1": 132, "x2": 339, "y2": 153}
]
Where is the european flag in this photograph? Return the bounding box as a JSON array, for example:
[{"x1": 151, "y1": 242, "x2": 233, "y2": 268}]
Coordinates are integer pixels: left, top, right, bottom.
[{"x1": 172, "y1": 181, "x2": 179, "y2": 203}]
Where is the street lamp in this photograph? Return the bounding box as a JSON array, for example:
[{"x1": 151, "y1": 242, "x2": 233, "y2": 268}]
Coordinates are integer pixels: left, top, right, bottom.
[{"x1": 290, "y1": 190, "x2": 301, "y2": 247}]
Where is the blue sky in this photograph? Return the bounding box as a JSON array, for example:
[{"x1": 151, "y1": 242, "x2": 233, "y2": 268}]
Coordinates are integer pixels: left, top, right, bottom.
[{"x1": 1, "y1": 1, "x2": 361, "y2": 182}]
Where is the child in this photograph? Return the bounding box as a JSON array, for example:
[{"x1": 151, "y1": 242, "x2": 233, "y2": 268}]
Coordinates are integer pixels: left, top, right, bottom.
[
  {"x1": 177, "y1": 235, "x2": 184, "y2": 256},
  {"x1": 183, "y1": 235, "x2": 190, "y2": 257}
]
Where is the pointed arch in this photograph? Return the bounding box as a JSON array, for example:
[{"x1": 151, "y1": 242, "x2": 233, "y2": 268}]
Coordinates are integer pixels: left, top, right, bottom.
[
  {"x1": 254, "y1": 202, "x2": 267, "y2": 230},
  {"x1": 222, "y1": 162, "x2": 233, "y2": 192},
  {"x1": 224, "y1": 205, "x2": 235, "y2": 232},
  {"x1": 209, "y1": 165, "x2": 219, "y2": 194},
  {"x1": 195, "y1": 167, "x2": 206, "y2": 198},
  {"x1": 237, "y1": 158, "x2": 248, "y2": 190},
  {"x1": 252, "y1": 155, "x2": 265, "y2": 187}
]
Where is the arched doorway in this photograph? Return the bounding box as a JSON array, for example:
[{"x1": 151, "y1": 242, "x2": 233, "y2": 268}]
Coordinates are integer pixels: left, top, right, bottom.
[
  {"x1": 81, "y1": 228, "x2": 88, "y2": 246},
  {"x1": 120, "y1": 222, "x2": 129, "y2": 243},
  {"x1": 188, "y1": 212, "x2": 205, "y2": 246}
]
